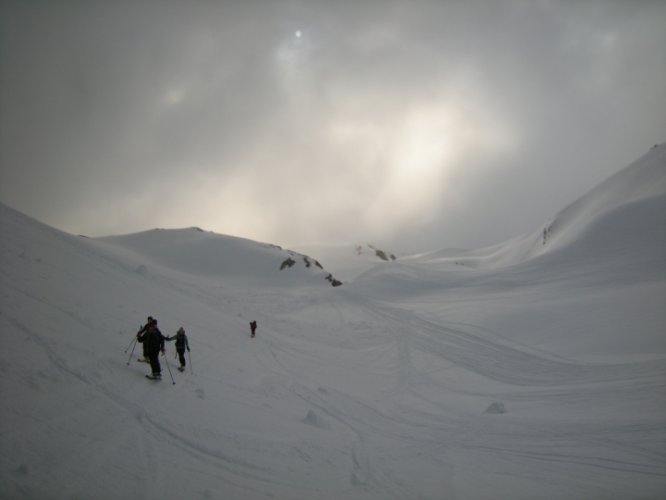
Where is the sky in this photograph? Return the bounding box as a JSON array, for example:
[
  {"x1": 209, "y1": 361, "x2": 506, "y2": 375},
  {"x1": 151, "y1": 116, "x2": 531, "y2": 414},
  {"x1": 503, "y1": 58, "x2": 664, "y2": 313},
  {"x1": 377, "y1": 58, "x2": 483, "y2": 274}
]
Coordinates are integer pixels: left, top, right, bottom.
[{"x1": 1, "y1": 0, "x2": 665, "y2": 253}]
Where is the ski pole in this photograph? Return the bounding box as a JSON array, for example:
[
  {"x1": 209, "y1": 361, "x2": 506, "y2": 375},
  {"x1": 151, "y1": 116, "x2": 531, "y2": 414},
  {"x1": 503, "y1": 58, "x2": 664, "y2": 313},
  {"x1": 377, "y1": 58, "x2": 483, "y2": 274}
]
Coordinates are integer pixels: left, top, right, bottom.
[
  {"x1": 162, "y1": 349, "x2": 176, "y2": 385},
  {"x1": 124, "y1": 332, "x2": 138, "y2": 353},
  {"x1": 126, "y1": 337, "x2": 137, "y2": 365},
  {"x1": 188, "y1": 350, "x2": 193, "y2": 375}
]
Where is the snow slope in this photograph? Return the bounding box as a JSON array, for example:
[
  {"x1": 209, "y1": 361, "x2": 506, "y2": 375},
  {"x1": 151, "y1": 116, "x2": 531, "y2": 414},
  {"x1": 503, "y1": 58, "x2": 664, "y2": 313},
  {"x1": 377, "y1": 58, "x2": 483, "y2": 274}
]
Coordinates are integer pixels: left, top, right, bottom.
[
  {"x1": 355, "y1": 144, "x2": 666, "y2": 359},
  {"x1": 95, "y1": 227, "x2": 340, "y2": 287},
  {"x1": 1, "y1": 144, "x2": 665, "y2": 499},
  {"x1": 407, "y1": 142, "x2": 666, "y2": 270}
]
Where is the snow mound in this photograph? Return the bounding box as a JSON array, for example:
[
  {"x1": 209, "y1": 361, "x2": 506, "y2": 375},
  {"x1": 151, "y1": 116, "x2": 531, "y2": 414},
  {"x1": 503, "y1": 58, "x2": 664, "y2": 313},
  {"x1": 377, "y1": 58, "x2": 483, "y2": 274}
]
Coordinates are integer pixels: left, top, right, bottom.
[
  {"x1": 484, "y1": 402, "x2": 507, "y2": 414},
  {"x1": 93, "y1": 227, "x2": 341, "y2": 287},
  {"x1": 301, "y1": 409, "x2": 330, "y2": 429}
]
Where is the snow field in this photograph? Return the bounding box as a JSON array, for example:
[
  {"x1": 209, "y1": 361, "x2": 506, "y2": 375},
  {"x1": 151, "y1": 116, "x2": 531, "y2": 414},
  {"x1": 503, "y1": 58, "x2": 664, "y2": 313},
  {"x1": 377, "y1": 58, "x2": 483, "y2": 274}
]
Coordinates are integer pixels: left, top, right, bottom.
[{"x1": 1, "y1": 144, "x2": 665, "y2": 499}]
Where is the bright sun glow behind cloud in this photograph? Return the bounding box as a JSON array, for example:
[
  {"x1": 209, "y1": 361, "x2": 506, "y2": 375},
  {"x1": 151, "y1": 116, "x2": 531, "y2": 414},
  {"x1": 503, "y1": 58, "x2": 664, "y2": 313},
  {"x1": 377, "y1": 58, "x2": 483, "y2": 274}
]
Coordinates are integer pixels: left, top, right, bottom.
[
  {"x1": 390, "y1": 106, "x2": 456, "y2": 193},
  {"x1": 322, "y1": 98, "x2": 515, "y2": 240}
]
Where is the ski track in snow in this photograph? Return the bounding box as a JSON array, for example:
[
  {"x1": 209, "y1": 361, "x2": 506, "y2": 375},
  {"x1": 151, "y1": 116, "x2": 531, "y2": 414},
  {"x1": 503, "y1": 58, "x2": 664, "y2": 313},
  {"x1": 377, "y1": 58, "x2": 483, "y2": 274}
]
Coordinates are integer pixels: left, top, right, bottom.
[
  {"x1": 227, "y1": 289, "x2": 666, "y2": 498},
  {"x1": 375, "y1": 302, "x2": 666, "y2": 387},
  {"x1": 3, "y1": 249, "x2": 666, "y2": 499}
]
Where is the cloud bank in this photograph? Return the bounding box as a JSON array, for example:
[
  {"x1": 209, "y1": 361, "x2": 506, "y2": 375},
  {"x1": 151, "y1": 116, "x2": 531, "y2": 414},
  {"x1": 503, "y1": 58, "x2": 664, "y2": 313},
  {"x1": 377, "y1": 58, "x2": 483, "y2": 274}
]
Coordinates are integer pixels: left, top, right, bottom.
[{"x1": 1, "y1": 0, "x2": 665, "y2": 252}]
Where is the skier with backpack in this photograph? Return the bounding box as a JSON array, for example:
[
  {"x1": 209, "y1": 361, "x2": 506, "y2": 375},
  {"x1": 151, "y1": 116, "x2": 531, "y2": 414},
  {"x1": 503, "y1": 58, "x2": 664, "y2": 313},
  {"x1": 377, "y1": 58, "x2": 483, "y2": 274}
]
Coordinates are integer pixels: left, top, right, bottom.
[
  {"x1": 137, "y1": 318, "x2": 165, "y2": 380},
  {"x1": 166, "y1": 327, "x2": 190, "y2": 372},
  {"x1": 136, "y1": 316, "x2": 154, "y2": 362}
]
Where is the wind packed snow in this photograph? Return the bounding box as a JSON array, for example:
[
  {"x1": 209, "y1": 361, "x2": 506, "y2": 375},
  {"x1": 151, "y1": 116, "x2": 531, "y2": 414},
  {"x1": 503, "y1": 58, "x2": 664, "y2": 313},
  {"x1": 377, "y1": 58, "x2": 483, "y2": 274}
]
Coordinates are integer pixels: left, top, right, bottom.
[{"x1": 1, "y1": 144, "x2": 665, "y2": 499}]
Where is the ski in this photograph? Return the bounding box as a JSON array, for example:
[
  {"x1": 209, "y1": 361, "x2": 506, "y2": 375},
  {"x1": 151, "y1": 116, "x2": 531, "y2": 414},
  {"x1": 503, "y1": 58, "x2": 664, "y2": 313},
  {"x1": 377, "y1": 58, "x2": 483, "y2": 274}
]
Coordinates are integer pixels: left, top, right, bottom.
[{"x1": 145, "y1": 375, "x2": 161, "y2": 381}]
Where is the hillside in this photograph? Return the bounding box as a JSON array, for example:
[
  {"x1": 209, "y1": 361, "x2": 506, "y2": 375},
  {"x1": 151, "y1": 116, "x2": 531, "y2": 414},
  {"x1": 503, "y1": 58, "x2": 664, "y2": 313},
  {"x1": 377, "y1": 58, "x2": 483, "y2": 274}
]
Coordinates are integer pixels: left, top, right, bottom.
[
  {"x1": 354, "y1": 144, "x2": 666, "y2": 358},
  {"x1": 94, "y1": 227, "x2": 341, "y2": 287},
  {"x1": 405, "y1": 142, "x2": 666, "y2": 271},
  {"x1": 1, "y1": 144, "x2": 665, "y2": 499}
]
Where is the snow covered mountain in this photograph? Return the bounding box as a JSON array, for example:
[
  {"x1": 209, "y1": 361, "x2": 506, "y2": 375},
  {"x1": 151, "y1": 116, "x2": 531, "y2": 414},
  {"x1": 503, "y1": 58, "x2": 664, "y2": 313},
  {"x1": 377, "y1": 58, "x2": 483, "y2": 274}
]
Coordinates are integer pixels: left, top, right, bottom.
[
  {"x1": 354, "y1": 143, "x2": 666, "y2": 359},
  {"x1": 94, "y1": 227, "x2": 342, "y2": 287},
  {"x1": 0, "y1": 144, "x2": 665, "y2": 499},
  {"x1": 405, "y1": 141, "x2": 666, "y2": 271}
]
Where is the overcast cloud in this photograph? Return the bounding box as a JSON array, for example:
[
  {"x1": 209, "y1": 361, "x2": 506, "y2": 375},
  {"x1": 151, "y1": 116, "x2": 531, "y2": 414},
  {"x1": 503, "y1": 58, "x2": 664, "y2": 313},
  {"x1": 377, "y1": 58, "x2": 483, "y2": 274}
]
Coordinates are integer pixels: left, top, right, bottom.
[{"x1": 1, "y1": 0, "x2": 665, "y2": 252}]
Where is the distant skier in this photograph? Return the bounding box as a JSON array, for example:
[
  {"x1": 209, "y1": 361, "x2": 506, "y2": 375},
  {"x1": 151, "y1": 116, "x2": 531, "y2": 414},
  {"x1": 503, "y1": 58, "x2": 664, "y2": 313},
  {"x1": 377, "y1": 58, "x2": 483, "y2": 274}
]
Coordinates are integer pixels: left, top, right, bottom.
[
  {"x1": 136, "y1": 316, "x2": 154, "y2": 362},
  {"x1": 166, "y1": 327, "x2": 190, "y2": 372},
  {"x1": 250, "y1": 320, "x2": 257, "y2": 338},
  {"x1": 137, "y1": 318, "x2": 165, "y2": 379}
]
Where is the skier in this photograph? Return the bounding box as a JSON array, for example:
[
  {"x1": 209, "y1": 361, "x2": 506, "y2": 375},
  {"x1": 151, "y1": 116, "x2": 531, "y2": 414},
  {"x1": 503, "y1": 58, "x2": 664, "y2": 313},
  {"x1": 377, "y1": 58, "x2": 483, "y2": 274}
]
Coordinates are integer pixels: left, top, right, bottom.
[
  {"x1": 166, "y1": 327, "x2": 190, "y2": 372},
  {"x1": 137, "y1": 318, "x2": 165, "y2": 379},
  {"x1": 250, "y1": 320, "x2": 257, "y2": 338},
  {"x1": 136, "y1": 316, "x2": 154, "y2": 362}
]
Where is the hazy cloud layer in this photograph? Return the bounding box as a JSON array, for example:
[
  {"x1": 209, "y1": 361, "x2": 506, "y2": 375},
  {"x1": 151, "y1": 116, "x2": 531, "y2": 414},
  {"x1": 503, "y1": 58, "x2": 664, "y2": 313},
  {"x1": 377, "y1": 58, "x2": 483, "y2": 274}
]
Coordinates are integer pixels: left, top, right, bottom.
[{"x1": 1, "y1": 0, "x2": 665, "y2": 252}]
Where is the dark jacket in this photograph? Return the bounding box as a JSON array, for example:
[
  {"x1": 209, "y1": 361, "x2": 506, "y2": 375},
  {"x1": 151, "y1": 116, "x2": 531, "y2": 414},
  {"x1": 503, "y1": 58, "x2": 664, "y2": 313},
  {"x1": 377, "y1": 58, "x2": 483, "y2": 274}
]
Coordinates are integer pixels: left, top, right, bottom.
[
  {"x1": 166, "y1": 331, "x2": 189, "y2": 352},
  {"x1": 137, "y1": 325, "x2": 165, "y2": 354}
]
